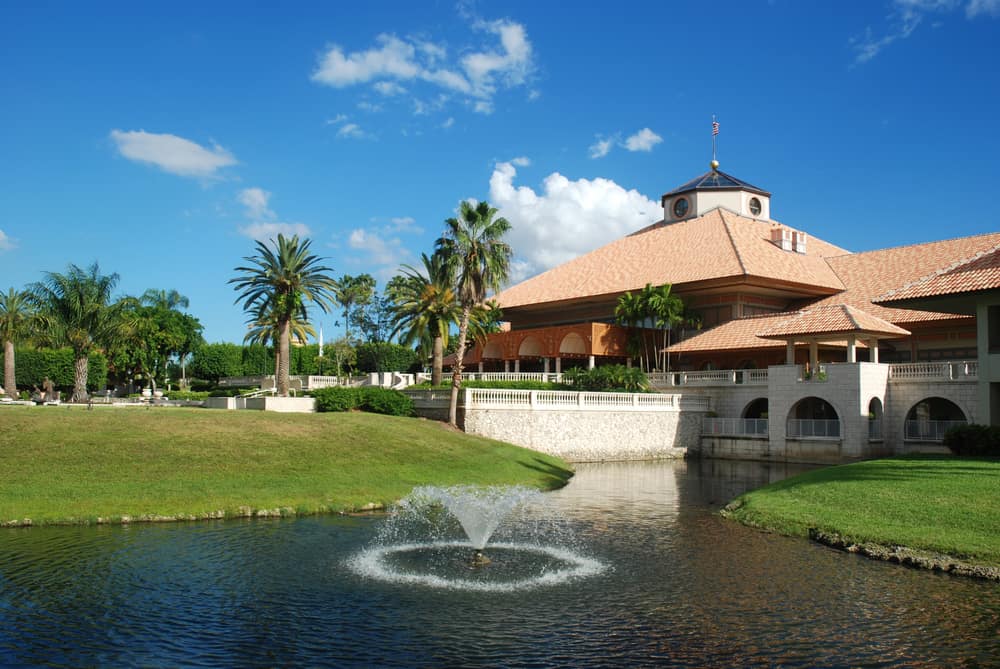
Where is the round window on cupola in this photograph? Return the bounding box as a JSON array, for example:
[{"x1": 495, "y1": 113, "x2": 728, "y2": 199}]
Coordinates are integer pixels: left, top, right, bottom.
[
  {"x1": 672, "y1": 197, "x2": 689, "y2": 219},
  {"x1": 748, "y1": 197, "x2": 762, "y2": 216}
]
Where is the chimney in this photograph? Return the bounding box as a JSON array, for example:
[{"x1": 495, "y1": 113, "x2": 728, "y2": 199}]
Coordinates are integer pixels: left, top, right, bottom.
[
  {"x1": 792, "y1": 231, "x2": 808, "y2": 254},
  {"x1": 770, "y1": 225, "x2": 793, "y2": 251}
]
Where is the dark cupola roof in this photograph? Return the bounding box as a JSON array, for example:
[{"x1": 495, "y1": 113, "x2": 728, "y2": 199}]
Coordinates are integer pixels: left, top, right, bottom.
[{"x1": 662, "y1": 169, "x2": 770, "y2": 200}]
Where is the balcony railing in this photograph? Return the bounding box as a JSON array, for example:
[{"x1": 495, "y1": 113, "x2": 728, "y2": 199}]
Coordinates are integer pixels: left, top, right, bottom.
[
  {"x1": 651, "y1": 369, "x2": 769, "y2": 387},
  {"x1": 888, "y1": 361, "x2": 977, "y2": 382},
  {"x1": 787, "y1": 419, "x2": 841, "y2": 439},
  {"x1": 702, "y1": 417, "x2": 769, "y2": 437},
  {"x1": 464, "y1": 388, "x2": 710, "y2": 412},
  {"x1": 904, "y1": 420, "x2": 967, "y2": 442}
]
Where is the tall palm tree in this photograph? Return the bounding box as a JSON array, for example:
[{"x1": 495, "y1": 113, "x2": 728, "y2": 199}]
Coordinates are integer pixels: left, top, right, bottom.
[
  {"x1": 615, "y1": 290, "x2": 648, "y2": 371},
  {"x1": 0, "y1": 288, "x2": 34, "y2": 398},
  {"x1": 388, "y1": 251, "x2": 459, "y2": 386},
  {"x1": 29, "y1": 263, "x2": 128, "y2": 402},
  {"x1": 230, "y1": 234, "x2": 337, "y2": 397},
  {"x1": 642, "y1": 283, "x2": 683, "y2": 371},
  {"x1": 243, "y1": 299, "x2": 317, "y2": 383},
  {"x1": 436, "y1": 200, "x2": 512, "y2": 426},
  {"x1": 334, "y1": 274, "x2": 375, "y2": 344}
]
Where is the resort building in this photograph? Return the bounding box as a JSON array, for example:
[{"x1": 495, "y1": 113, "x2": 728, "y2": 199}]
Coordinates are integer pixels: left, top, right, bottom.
[{"x1": 464, "y1": 162, "x2": 1000, "y2": 462}]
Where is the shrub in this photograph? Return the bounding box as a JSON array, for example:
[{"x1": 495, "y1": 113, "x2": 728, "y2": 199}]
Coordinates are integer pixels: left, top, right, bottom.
[
  {"x1": 207, "y1": 387, "x2": 257, "y2": 398},
  {"x1": 355, "y1": 342, "x2": 419, "y2": 373},
  {"x1": 943, "y1": 424, "x2": 1000, "y2": 456},
  {"x1": 5, "y1": 347, "x2": 108, "y2": 391},
  {"x1": 312, "y1": 386, "x2": 413, "y2": 416},
  {"x1": 560, "y1": 365, "x2": 649, "y2": 392},
  {"x1": 312, "y1": 387, "x2": 360, "y2": 412}
]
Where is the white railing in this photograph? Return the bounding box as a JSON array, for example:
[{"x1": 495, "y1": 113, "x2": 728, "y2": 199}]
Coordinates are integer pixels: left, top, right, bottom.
[
  {"x1": 888, "y1": 360, "x2": 977, "y2": 382},
  {"x1": 460, "y1": 372, "x2": 564, "y2": 383},
  {"x1": 464, "y1": 388, "x2": 710, "y2": 412},
  {"x1": 904, "y1": 419, "x2": 967, "y2": 442},
  {"x1": 787, "y1": 419, "x2": 841, "y2": 439},
  {"x1": 652, "y1": 369, "x2": 769, "y2": 387},
  {"x1": 702, "y1": 417, "x2": 769, "y2": 437},
  {"x1": 218, "y1": 375, "x2": 267, "y2": 387}
]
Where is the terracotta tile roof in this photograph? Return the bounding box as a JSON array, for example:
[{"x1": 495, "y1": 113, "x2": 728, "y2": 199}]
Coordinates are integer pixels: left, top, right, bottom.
[
  {"x1": 873, "y1": 243, "x2": 1000, "y2": 302},
  {"x1": 668, "y1": 313, "x2": 790, "y2": 353},
  {"x1": 811, "y1": 232, "x2": 1000, "y2": 323},
  {"x1": 495, "y1": 209, "x2": 848, "y2": 309},
  {"x1": 756, "y1": 304, "x2": 910, "y2": 339}
]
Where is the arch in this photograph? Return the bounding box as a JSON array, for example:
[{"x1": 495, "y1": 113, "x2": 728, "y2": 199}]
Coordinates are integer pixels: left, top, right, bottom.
[
  {"x1": 482, "y1": 340, "x2": 503, "y2": 360},
  {"x1": 868, "y1": 397, "x2": 884, "y2": 440},
  {"x1": 518, "y1": 335, "x2": 543, "y2": 358},
  {"x1": 904, "y1": 397, "x2": 968, "y2": 441},
  {"x1": 559, "y1": 332, "x2": 587, "y2": 356},
  {"x1": 787, "y1": 396, "x2": 840, "y2": 438},
  {"x1": 742, "y1": 398, "x2": 768, "y2": 419}
]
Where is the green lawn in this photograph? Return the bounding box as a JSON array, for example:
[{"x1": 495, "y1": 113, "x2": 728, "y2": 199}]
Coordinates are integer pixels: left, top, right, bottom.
[
  {"x1": 724, "y1": 455, "x2": 1000, "y2": 567},
  {"x1": 0, "y1": 406, "x2": 573, "y2": 525}
]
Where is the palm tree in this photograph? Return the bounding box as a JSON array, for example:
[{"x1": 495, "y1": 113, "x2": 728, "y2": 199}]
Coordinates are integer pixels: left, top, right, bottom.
[
  {"x1": 243, "y1": 299, "x2": 317, "y2": 384},
  {"x1": 436, "y1": 200, "x2": 512, "y2": 426},
  {"x1": 29, "y1": 263, "x2": 129, "y2": 402},
  {"x1": 0, "y1": 288, "x2": 34, "y2": 398},
  {"x1": 141, "y1": 288, "x2": 190, "y2": 311},
  {"x1": 615, "y1": 290, "x2": 648, "y2": 371},
  {"x1": 230, "y1": 234, "x2": 337, "y2": 397},
  {"x1": 388, "y1": 251, "x2": 459, "y2": 386},
  {"x1": 334, "y1": 274, "x2": 375, "y2": 344},
  {"x1": 642, "y1": 283, "x2": 683, "y2": 371}
]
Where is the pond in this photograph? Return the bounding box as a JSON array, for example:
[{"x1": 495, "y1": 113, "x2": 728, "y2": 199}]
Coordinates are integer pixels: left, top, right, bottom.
[{"x1": 1, "y1": 459, "x2": 997, "y2": 667}]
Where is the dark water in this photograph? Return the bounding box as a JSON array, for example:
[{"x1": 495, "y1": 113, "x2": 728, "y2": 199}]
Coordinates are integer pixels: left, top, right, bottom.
[{"x1": 1, "y1": 459, "x2": 998, "y2": 668}]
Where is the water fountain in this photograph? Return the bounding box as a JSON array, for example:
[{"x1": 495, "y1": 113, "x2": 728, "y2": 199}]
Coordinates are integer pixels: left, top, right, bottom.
[{"x1": 348, "y1": 485, "x2": 606, "y2": 591}]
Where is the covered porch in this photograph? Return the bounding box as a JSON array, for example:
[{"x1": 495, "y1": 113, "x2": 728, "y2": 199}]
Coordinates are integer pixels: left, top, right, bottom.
[{"x1": 461, "y1": 322, "x2": 631, "y2": 374}]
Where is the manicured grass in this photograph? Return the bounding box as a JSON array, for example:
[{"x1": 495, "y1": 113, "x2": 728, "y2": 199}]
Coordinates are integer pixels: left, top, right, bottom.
[
  {"x1": 0, "y1": 406, "x2": 573, "y2": 525},
  {"x1": 725, "y1": 455, "x2": 1000, "y2": 566}
]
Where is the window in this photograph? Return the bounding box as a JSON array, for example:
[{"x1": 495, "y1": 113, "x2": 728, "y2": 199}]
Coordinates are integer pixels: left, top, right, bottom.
[
  {"x1": 748, "y1": 197, "x2": 762, "y2": 216},
  {"x1": 672, "y1": 197, "x2": 689, "y2": 219}
]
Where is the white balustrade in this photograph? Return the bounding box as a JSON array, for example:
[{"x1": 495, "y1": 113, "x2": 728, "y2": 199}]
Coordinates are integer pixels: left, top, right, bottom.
[
  {"x1": 888, "y1": 360, "x2": 978, "y2": 382},
  {"x1": 702, "y1": 417, "x2": 769, "y2": 437},
  {"x1": 786, "y1": 419, "x2": 841, "y2": 439},
  {"x1": 464, "y1": 388, "x2": 707, "y2": 412},
  {"x1": 904, "y1": 419, "x2": 967, "y2": 442}
]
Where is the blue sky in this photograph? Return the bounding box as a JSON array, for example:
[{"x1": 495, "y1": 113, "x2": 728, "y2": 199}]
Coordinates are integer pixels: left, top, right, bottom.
[{"x1": 2, "y1": 0, "x2": 999, "y2": 343}]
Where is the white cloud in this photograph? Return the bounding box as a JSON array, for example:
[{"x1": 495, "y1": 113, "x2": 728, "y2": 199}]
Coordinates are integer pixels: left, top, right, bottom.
[
  {"x1": 110, "y1": 129, "x2": 237, "y2": 178},
  {"x1": 347, "y1": 228, "x2": 413, "y2": 278},
  {"x1": 489, "y1": 160, "x2": 661, "y2": 282},
  {"x1": 0, "y1": 229, "x2": 14, "y2": 252},
  {"x1": 337, "y1": 123, "x2": 366, "y2": 139},
  {"x1": 624, "y1": 127, "x2": 663, "y2": 152},
  {"x1": 589, "y1": 137, "x2": 614, "y2": 159},
  {"x1": 325, "y1": 113, "x2": 348, "y2": 125},
  {"x1": 311, "y1": 18, "x2": 535, "y2": 117},
  {"x1": 441, "y1": 117, "x2": 455, "y2": 129},
  {"x1": 851, "y1": 0, "x2": 997, "y2": 64},
  {"x1": 237, "y1": 187, "x2": 312, "y2": 241},
  {"x1": 511, "y1": 156, "x2": 531, "y2": 167},
  {"x1": 357, "y1": 101, "x2": 383, "y2": 112}
]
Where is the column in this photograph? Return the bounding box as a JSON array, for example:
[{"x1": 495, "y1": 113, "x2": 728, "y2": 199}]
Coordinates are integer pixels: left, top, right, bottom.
[
  {"x1": 543, "y1": 357, "x2": 550, "y2": 374},
  {"x1": 846, "y1": 336, "x2": 856, "y2": 363},
  {"x1": 809, "y1": 341, "x2": 819, "y2": 375},
  {"x1": 504, "y1": 360, "x2": 510, "y2": 373},
  {"x1": 785, "y1": 341, "x2": 795, "y2": 364},
  {"x1": 478, "y1": 362, "x2": 483, "y2": 373},
  {"x1": 588, "y1": 355, "x2": 595, "y2": 370},
  {"x1": 514, "y1": 359, "x2": 520, "y2": 373},
  {"x1": 555, "y1": 357, "x2": 562, "y2": 374},
  {"x1": 868, "y1": 338, "x2": 879, "y2": 364}
]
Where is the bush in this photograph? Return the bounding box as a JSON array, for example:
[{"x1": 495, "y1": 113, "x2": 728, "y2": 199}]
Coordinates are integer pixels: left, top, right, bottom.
[
  {"x1": 943, "y1": 424, "x2": 1000, "y2": 456},
  {"x1": 560, "y1": 365, "x2": 649, "y2": 392},
  {"x1": 355, "y1": 342, "x2": 419, "y2": 373},
  {"x1": 4, "y1": 347, "x2": 108, "y2": 391},
  {"x1": 207, "y1": 387, "x2": 257, "y2": 398},
  {"x1": 312, "y1": 386, "x2": 413, "y2": 416},
  {"x1": 163, "y1": 390, "x2": 210, "y2": 401},
  {"x1": 312, "y1": 387, "x2": 359, "y2": 412}
]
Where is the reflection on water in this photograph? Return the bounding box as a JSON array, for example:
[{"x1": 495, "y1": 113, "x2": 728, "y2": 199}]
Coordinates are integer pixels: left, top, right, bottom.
[{"x1": 1, "y1": 459, "x2": 998, "y2": 667}]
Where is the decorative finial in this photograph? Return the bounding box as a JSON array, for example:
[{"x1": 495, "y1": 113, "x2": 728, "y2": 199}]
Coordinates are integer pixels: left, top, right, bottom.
[
  {"x1": 710, "y1": 159, "x2": 719, "y2": 171},
  {"x1": 711, "y1": 116, "x2": 720, "y2": 169}
]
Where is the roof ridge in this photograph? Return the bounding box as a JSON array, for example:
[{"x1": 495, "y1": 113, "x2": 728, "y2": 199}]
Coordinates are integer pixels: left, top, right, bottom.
[
  {"x1": 843, "y1": 230, "x2": 1000, "y2": 258},
  {"x1": 874, "y1": 240, "x2": 1000, "y2": 302},
  {"x1": 719, "y1": 210, "x2": 749, "y2": 277}
]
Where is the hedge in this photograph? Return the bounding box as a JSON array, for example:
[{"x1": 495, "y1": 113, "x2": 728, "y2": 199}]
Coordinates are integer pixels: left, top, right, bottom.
[
  {"x1": 943, "y1": 424, "x2": 1000, "y2": 457},
  {"x1": 312, "y1": 386, "x2": 414, "y2": 416},
  {"x1": 355, "y1": 342, "x2": 419, "y2": 373},
  {"x1": 2, "y1": 347, "x2": 108, "y2": 391}
]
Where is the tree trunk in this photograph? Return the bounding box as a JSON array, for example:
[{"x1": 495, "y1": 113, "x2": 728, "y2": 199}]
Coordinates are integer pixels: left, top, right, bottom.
[
  {"x1": 277, "y1": 319, "x2": 291, "y2": 397},
  {"x1": 73, "y1": 355, "x2": 89, "y2": 403},
  {"x1": 432, "y1": 335, "x2": 444, "y2": 386},
  {"x1": 449, "y1": 305, "x2": 472, "y2": 427},
  {"x1": 3, "y1": 339, "x2": 14, "y2": 398}
]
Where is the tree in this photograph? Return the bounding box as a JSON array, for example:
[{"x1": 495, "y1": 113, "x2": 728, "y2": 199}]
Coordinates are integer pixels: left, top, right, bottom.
[
  {"x1": 334, "y1": 274, "x2": 375, "y2": 344},
  {"x1": 388, "y1": 251, "x2": 459, "y2": 386},
  {"x1": 614, "y1": 290, "x2": 649, "y2": 371},
  {"x1": 0, "y1": 288, "x2": 35, "y2": 398},
  {"x1": 436, "y1": 200, "x2": 512, "y2": 426},
  {"x1": 28, "y1": 263, "x2": 129, "y2": 402},
  {"x1": 110, "y1": 299, "x2": 204, "y2": 393},
  {"x1": 642, "y1": 283, "x2": 683, "y2": 371},
  {"x1": 140, "y1": 288, "x2": 190, "y2": 311},
  {"x1": 230, "y1": 234, "x2": 337, "y2": 397},
  {"x1": 243, "y1": 299, "x2": 316, "y2": 383}
]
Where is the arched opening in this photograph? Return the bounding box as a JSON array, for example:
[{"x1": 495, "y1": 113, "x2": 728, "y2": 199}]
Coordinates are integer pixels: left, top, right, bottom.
[
  {"x1": 482, "y1": 341, "x2": 503, "y2": 360},
  {"x1": 904, "y1": 397, "x2": 967, "y2": 441},
  {"x1": 559, "y1": 332, "x2": 587, "y2": 356},
  {"x1": 742, "y1": 398, "x2": 768, "y2": 419},
  {"x1": 787, "y1": 397, "x2": 840, "y2": 438},
  {"x1": 868, "y1": 397, "x2": 884, "y2": 440},
  {"x1": 518, "y1": 336, "x2": 543, "y2": 358}
]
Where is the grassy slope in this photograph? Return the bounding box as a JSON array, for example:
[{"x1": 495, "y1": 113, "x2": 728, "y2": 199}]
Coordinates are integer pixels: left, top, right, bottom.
[
  {"x1": 726, "y1": 455, "x2": 1000, "y2": 566},
  {"x1": 0, "y1": 407, "x2": 573, "y2": 524}
]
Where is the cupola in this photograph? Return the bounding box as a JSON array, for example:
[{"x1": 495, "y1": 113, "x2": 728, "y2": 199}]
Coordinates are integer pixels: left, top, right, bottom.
[{"x1": 661, "y1": 161, "x2": 771, "y2": 223}]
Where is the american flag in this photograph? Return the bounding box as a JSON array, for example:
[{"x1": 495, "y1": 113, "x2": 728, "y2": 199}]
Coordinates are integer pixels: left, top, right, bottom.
[{"x1": 712, "y1": 120, "x2": 720, "y2": 136}]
